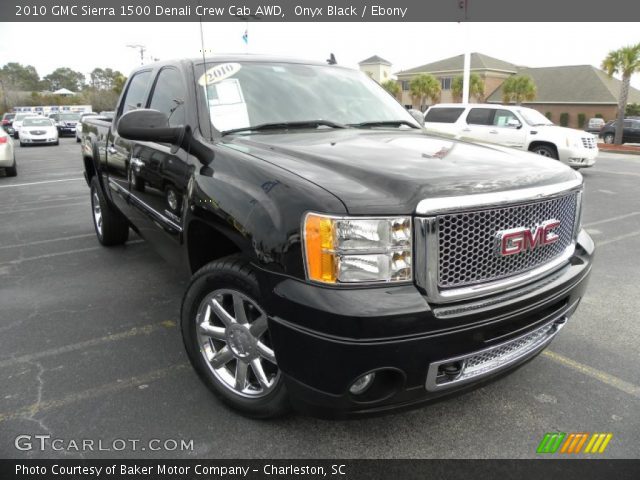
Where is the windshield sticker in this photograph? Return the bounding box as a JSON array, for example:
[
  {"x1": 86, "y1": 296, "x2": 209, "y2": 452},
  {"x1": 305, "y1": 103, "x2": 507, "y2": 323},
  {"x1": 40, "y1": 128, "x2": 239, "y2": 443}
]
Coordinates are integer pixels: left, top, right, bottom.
[
  {"x1": 198, "y1": 63, "x2": 242, "y2": 86},
  {"x1": 206, "y1": 78, "x2": 250, "y2": 131}
]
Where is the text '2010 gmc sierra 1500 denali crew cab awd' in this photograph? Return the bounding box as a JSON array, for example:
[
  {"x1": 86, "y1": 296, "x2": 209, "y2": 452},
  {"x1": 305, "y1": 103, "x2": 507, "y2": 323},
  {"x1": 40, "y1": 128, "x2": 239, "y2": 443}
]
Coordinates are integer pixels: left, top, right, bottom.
[{"x1": 80, "y1": 55, "x2": 593, "y2": 418}]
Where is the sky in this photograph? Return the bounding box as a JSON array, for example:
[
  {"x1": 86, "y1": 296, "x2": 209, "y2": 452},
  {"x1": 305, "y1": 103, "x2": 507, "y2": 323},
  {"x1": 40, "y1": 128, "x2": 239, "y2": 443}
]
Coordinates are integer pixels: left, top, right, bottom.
[{"x1": 1, "y1": 22, "x2": 639, "y2": 88}]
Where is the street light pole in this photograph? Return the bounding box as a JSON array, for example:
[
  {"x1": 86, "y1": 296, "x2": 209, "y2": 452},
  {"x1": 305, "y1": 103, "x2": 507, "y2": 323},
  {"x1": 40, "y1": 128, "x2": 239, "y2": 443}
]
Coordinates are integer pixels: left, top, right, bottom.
[{"x1": 126, "y1": 44, "x2": 146, "y2": 66}]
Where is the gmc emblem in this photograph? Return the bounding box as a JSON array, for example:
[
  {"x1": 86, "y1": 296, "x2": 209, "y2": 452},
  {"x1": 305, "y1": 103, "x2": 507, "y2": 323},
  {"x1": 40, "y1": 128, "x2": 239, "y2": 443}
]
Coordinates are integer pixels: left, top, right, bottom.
[{"x1": 497, "y1": 219, "x2": 561, "y2": 256}]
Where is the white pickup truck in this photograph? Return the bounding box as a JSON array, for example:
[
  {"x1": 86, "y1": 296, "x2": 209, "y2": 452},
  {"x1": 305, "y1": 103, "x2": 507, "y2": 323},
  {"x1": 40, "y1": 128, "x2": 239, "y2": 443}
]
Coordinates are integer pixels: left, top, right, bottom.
[{"x1": 423, "y1": 104, "x2": 598, "y2": 168}]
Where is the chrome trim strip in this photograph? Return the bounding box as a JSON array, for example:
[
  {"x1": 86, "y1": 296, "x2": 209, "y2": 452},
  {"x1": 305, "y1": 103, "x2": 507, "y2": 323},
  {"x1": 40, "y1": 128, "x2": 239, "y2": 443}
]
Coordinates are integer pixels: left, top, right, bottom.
[
  {"x1": 425, "y1": 298, "x2": 579, "y2": 392},
  {"x1": 416, "y1": 177, "x2": 583, "y2": 215},
  {"x1": 108, "y1": 179, "x2": 183, "y2": 232}
]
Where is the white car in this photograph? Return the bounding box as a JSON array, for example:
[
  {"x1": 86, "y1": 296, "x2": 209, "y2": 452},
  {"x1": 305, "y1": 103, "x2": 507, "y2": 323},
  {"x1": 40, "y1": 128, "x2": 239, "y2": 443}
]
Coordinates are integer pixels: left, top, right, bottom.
[
  {"x1": 0, "y1": 127, "x2": 17, "y2": 176},
  {"x1": 423, "y1": 104, "x2": 598, "y2": 168},
  {"x1": 12, "y1": 112, "x2": 42, "y2": 139},
  {"x1": 18, "y1": 117, "x2": 59, "y2": 146}
]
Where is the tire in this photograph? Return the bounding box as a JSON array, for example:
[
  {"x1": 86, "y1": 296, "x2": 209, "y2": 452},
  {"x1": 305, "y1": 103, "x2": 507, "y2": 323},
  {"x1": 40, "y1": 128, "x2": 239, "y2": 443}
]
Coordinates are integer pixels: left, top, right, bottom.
[
  {"x1": 603, "y1": 133, "x2": 614, "y2": 144},
  {"x1": 13, "y1": 132, "x2": 18, "y2": 139},
  {"x1": 5, "y1": 159, "x2": 17, "y2": 177},
  {"x1": 76, "y1": 136, "x2": 81, "y2": 143},
  {"x1": 19, "y1": 141, "x2": 24, "y2": 147},
  {"x1": 181, "y1": 255, "x2": 290, "y2": 418},
  {"x1": 530, "y1": 144, "x2": 558, "y2": 159},
  {"x1": 90, "y1": 177, "x2": 129, "y2": 246},
  {"x1": 54, "y1": 140, "x2": 59, "y2": 146}
]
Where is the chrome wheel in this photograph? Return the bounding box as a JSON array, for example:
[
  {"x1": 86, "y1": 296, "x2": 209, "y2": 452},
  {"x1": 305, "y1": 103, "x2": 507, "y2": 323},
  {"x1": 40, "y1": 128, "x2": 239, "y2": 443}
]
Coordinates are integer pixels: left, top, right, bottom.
[
  {"x1": 603, "y1": 134, "x2": 614, "y2": 144},
  {"x1": 196, "y1": 289, "x2": 278, "y2": 398},
  {"x1": 534, "y1": 148, "x2": 552, "y2": 157},
  {"x1": 92, "y1": 191, "x2": 103, "y2": 236}
]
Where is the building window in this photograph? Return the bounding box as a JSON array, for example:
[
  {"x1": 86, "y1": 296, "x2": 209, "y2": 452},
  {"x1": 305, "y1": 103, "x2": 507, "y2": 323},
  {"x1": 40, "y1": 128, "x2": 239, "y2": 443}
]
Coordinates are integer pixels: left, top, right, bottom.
[
  {"x1": 440, "y1": 77, "x2": 452, "y2": 90},
  {"x1": 401, "y1": 80, "x2": 410, "y2": 91}
]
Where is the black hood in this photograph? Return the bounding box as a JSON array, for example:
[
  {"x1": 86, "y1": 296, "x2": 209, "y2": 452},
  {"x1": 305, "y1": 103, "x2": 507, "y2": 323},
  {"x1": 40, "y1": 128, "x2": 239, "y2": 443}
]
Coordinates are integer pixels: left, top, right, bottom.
[{"x1": 223, "y1": 129, "x2": 579, "y2": 215}]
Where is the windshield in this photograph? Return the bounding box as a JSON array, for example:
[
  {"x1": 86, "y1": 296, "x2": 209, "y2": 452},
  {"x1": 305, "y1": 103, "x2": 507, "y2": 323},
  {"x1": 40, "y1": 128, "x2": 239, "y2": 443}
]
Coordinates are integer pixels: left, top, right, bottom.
[
  {"x1": 24, "y1": 118, "x2": 53, "y2": 126},
  {"x1": 517, "y1": 108, "x2": 553, "y2": 126},
  {"x1": 195, "y1": 62, "x2": 418, "y2": 133},
  {"x1": 59, "y1": 113, "x2": 80, "y2": 121},
  {"x1": 16, "y1": 114, "x2": 36, "y2": 121}
]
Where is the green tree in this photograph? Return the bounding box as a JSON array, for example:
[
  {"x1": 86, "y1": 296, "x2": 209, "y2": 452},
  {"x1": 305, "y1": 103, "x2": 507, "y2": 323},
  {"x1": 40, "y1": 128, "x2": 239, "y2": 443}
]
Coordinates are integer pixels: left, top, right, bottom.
[
  {"x1": 43, "y1": 67, "x2": 86, "y2": 91},
  {"x1": 602, "y1": 43, "x2": 640, "y2": 144},
  {"x1": 112, "y1": 73, "x2": 127, "y2": 95},
  {"x1": 451, "y1": 73, "x2": 485, "y2": 102},
  {"x1": 409, "y1": 74, "x2": 441, "y2": 111},
  {"x1": 381, "y1": 79, "x2": 400, "y2": 98},
  {"x1": 501, "y1": 75, "x2": 537, "y2": 105},
  {"x1": 625, "y1": 103, "x2": 640, "y2": 116},
  {"x1": 0, "y1": 62, "x2": 40, "y2": 91}
]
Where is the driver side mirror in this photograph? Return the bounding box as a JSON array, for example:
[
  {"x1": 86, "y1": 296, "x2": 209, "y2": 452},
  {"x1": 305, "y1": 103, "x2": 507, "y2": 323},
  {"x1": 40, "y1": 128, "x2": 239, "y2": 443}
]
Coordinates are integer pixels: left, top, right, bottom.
[
  {"x1": 117, "y1": 109, "x2": 185, "y2": 145},
  {"x1": 408, "y1": 109, "x2": 425, "y2": 127}
]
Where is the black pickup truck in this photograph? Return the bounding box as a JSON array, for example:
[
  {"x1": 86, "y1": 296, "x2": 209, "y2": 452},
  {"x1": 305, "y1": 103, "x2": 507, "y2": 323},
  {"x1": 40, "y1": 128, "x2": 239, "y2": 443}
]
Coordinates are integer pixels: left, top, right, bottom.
[{"x1": 80, "y1": 55, "x2": 594, "y2": 418}]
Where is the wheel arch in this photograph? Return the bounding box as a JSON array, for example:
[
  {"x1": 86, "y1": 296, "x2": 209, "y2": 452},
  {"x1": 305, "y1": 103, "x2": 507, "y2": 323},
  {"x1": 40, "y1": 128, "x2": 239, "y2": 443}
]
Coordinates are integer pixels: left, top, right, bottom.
[{"x1": 528, "y1": 141, "x2": 559, "y2": 157}]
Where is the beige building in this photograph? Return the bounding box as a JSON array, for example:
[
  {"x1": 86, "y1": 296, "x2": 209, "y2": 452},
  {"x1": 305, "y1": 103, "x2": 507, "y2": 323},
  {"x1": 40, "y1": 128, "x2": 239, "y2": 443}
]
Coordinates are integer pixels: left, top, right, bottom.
[
  {"x1": 393, "y1": 52, "x2": 640, "y2": 128},
  {"x1": 358, "y1": 55, "x2": 393, "y2": 84}
]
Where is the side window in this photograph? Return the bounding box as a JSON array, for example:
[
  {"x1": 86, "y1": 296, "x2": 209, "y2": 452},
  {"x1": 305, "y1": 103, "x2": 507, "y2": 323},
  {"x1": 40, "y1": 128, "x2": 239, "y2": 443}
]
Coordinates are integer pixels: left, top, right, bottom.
[
  {"x1": 466, "y1": 108, "x2": 494, "y2": 126},
  {"x1": 493, "y1": 109, "x2": 520, "y2": 127},
  {"x1": 424, "y1": 107, "x2": 465, "y2": 123},
  {"x1": 623, "y1": 120, "x2": 632, "y2": 128},
  {"x1": 149, "y1": 68, "x2": 186, "y2": 127},
  {"x1": 120, "y1": 71, "x2": 152, "y2": 116}
]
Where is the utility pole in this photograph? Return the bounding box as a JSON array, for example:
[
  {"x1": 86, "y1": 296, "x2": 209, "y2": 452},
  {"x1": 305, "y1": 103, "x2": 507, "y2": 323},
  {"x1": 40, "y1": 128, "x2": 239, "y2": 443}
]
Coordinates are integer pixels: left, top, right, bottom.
[{"x1": 126, "y1": 44, "x2": 146, "y2": 65}]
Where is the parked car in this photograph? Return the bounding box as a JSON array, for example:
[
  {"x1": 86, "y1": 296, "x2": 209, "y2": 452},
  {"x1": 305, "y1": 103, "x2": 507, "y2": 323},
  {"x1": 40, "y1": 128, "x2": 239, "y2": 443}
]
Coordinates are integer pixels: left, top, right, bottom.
[
  {"x1": 2, "y1": 112, "x2": 15, "y2": 127},
  {"x1": 0, "y1": 127, "x2": 17, "y2": 176},
  {"x1": 599, "y1": 118, "x2": 640, "y2": 144},
  {"x1": 423, "y1": 104, "x2": 598, "y2": 168},
  {"x1": 51, "y1": 112, "x2": 82, "y2": 136},
  {"x1": 18, "y1": 117, "x2": 59, "y2": 146},
  {"x1": 12, "y1": 112, "x2": 42, "y2": 139},
  {"x1": 585, "y1": 117, "x2": 605, "y2": 133},
  {"x1": 81, "y1": 56, "x2": 593, "y2": 418}
]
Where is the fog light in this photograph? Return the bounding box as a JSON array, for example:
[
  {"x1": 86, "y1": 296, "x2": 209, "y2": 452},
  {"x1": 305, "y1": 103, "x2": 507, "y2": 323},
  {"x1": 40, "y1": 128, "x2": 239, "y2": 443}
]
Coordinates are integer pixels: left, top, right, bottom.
[{"x1": 349, "y1": 373, "x2": 375, "y2": 395}]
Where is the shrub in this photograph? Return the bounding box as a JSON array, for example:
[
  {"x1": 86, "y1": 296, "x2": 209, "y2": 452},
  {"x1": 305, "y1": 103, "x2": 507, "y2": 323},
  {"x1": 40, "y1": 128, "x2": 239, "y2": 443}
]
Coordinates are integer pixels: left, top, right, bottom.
[
  {"x1": 545, "y1": 112, "x2": 552, "y2": 120},
  {"x1": 578, "y1": 113, "x2": 586, "y2": 128},
  {"x1": 560, "y1": 112, "x2": 569, "y2": 127},
  {"x1": 595, "y1": 113, "x2": 603, "y2": 119},
  {"x1": 625, "y1": 103, "x2": 640, "y2": 116}
]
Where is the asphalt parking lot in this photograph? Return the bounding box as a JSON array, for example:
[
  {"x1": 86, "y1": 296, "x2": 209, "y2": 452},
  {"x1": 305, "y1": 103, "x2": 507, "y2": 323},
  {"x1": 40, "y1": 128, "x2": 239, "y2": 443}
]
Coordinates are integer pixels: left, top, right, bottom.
[{"x1": 0, "y1": 138, "x2": 639, "y2": 459}]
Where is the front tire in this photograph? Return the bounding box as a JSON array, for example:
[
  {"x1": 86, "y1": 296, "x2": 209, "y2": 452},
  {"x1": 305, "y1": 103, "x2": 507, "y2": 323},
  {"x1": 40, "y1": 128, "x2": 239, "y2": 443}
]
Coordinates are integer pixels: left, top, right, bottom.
[
  {"x1": 531, "y1": 144, "x2": 558, "y2": 159},
  {"x1": 90, "y1": 177, "x2": 129, "y2": 246},
  {"x1": 181, "y1": 255, "x2": 289, "y2": 418},
  {"x1": 603, "y1": 133, "x2": 614, "y2": 144}
]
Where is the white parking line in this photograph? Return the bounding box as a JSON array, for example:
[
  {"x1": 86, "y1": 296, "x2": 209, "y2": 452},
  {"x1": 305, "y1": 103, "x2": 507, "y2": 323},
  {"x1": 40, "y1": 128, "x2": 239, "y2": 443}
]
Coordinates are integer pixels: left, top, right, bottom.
[
  {"x1": 0, "y1": 240, "x2": 144, "y2": 265},
  {"x1": 584, "y1": 211, "x2": 640, "y2": 227},
  {"x1": 0, "y1": 177, "x2": 84, "y2": 189},
  {"x1": 0, "y1": 201, "x2": 86, "y2": 215},
  {"x1": 0, "y1": 233, "x2": 95, "y2": 250},
  {"x1": 597, "y1": 230, "x2": 640, "y2": 247}
]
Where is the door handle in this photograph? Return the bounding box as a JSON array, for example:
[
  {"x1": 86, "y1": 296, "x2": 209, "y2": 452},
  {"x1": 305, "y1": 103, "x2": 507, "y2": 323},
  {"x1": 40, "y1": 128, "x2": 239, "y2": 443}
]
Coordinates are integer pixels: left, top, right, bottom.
[
  {"x1": 489, "y1": 130, "x2": 498, "y2": 134},
  {"x1": 130, "y1": 157, "x2": 144, "y2": 169}
]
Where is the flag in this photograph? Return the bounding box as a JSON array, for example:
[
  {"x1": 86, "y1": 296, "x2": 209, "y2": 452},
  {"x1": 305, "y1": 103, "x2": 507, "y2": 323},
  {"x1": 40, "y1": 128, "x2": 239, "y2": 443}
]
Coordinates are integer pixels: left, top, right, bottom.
[{"x1": 242, "y1": 30, "x2": 248, "y2": 44}]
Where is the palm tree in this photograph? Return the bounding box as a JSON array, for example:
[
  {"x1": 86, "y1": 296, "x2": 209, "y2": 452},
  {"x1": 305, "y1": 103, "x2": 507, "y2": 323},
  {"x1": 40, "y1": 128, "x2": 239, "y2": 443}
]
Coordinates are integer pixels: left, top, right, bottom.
[
  {"x1": 381, "y1": 79, "x2": 401, "y2": 99},
  {"x1": 409, "y1": 74, "x2": 441, "y2": 111},
  {"x1": 502, "y1": 75, "x2": 537, "y2": 105},
  {"x1": 452, "y1": 73, "x2": 486, "y2": 102},
  {"x1": 602, "y1": 44, "x2": 640, "y2": 145}
]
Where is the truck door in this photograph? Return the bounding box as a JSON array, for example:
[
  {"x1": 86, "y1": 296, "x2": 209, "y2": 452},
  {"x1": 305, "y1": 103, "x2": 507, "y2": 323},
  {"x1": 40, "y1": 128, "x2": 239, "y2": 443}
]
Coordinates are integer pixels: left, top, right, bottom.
[
  {"x1": 490, "y1": 109, "x2": 526, "y2": 149},
  {"x1": 106, "y1": 69, "x2": 152, "y2": 216},
  {"x1": 125, "y1": 66, "x2": 190, "y2": 256}
]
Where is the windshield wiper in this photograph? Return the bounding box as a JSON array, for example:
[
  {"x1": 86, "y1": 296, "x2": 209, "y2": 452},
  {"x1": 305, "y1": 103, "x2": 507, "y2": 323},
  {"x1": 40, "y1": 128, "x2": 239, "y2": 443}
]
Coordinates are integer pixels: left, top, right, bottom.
[
  {"x1": 222, "y1": 120, "x2": 347, "y2": 135},
  {"x1": 348, "y1": 120, "x2": 419, "y2": 129}
]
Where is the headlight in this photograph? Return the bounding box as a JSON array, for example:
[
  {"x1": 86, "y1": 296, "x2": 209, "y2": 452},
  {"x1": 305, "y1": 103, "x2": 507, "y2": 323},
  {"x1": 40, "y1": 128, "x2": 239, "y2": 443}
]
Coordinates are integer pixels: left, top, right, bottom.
[{"x1": 303, "y1": 213, "x2": 412, "y2": 284}]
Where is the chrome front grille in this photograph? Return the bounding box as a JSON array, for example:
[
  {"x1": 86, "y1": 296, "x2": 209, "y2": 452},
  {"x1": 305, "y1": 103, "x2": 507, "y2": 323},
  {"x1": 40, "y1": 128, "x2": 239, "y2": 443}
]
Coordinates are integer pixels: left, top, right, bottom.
[
  {"x1": 437, "y1": 192, "x2": 578, "y2": 289},
  {"x1": 581, "y1": 137, "x2": 596, "y2": 149}
]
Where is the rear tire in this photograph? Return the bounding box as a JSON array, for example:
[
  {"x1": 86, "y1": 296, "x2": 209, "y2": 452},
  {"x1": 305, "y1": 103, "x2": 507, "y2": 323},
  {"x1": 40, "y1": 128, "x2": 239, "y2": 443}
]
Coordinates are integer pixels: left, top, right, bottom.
[
  {"x1": 76, "y1": 136, "x2": 81, "y2": 143},
  {"x1": 90, "y1": 177, "x2": 129, "y2": 246},
  {"x1": 5, "y1": 159, "x2": 17, "y2": 177},
  {"x1": 181, "y1": 255, "x2": 290, "y2": 418},
  {"x1": 19, "y1": 141, "x2": 24, "y2": 147}
]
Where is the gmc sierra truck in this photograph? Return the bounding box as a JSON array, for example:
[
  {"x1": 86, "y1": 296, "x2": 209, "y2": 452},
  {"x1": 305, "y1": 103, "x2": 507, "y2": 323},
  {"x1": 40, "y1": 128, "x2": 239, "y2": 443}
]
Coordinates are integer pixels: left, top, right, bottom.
[{"x1": 80, "y1": 55, "x2": 594, "y2": 418}]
